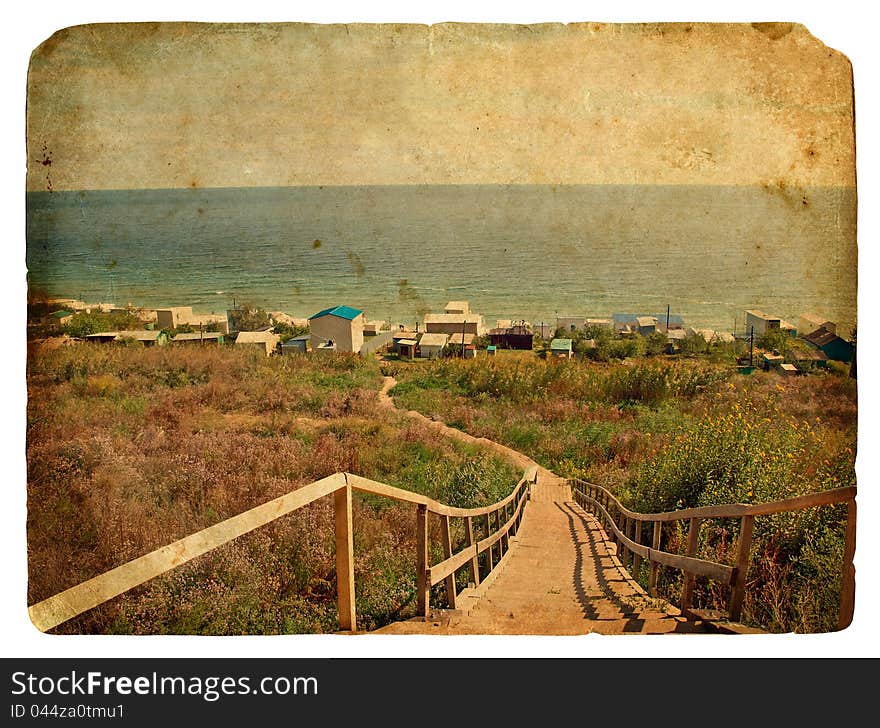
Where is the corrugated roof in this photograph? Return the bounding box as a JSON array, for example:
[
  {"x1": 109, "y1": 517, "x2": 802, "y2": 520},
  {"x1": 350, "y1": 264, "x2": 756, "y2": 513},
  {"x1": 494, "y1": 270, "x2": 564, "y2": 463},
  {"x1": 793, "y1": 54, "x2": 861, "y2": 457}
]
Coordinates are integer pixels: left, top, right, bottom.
[
  {"x1": 309, "y1": 305, "x2": 363, "y2": 321},
  {"x1": 636, "y1": 316, "x2": 657, "y2": 327},
  {"x1": 803, "y1": 326, "x2": 841, "y2": 348},
  {"x1": 793, "y1": 348, "x2": 828, "y2": 361},
  {"x1": 397, "y1": 339, "x2": 418, "y2": 346}
]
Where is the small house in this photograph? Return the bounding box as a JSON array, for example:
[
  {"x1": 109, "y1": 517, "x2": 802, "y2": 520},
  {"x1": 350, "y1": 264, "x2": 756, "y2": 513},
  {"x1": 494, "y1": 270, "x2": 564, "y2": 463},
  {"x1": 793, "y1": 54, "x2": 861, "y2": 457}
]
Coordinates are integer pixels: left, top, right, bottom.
[
  {"x1": 392, "y1": 330, "x2": 419, "y2": 354},
  {"x1": 308, "y1": 305, "x2": 365, "y2": 353},
  {"x1": 802, "y1": 326, "x2": 854, "y2": 363},
  {"x1": 423, "y1": 313, "x2": 484, "y2": 336},
  {"x1": 762, "y1": 352, "x2": 785, "y2": 371},
  {"x1": 745, "y1": 309, "x2": 796, "y2": 337},
  {"x1": 418, "y1": 332, "x2": 449, "y2": 359},
  {"x1": 235, "y1": 330, "x2": 280, "y2": 356},
  {"x1": 156, "y1": 306, "x2": 195, "y2": 330},
  {"x1": 550, "y1": 338, "x2": 573, "y2": 359},
  {"x1": 46, "y1": 310, "x2": 74, "y2": 326},
  {"x1": 798, "y1": 313, "x2": 836, "y2": 338},
  {"x1": 281, "y1": 335, "x2": 311, "y2": 354},
  {"x1": 488, "y1": 325, "x2": 533, "y2": 350}
]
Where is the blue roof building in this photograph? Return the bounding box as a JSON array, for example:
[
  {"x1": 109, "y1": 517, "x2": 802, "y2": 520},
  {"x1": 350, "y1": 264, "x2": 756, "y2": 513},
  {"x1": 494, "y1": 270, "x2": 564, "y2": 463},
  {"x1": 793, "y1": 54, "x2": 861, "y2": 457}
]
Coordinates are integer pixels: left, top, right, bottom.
[{"x1": 309, "y1": 305, "x2": 364, "y2": 321}]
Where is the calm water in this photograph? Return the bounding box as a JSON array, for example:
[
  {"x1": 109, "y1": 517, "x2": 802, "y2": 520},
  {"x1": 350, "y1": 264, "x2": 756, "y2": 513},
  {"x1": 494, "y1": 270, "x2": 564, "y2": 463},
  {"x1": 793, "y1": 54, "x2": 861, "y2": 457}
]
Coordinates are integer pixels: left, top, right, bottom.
[{"x1": 26, "y1": 185, "x2": 857, "y2": 333}]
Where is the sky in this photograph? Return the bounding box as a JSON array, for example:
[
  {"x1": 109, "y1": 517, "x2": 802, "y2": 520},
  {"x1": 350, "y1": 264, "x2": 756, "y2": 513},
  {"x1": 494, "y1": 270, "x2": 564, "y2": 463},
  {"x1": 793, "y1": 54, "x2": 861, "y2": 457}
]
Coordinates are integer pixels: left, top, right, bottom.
[{"x1": 26, "y1": 21, "x2": 855, "y2": 191}]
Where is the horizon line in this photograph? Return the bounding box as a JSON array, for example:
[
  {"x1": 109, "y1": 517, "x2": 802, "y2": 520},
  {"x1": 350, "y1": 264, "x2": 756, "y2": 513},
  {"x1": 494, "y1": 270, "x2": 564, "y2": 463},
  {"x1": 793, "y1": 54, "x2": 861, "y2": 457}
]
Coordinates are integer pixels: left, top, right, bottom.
[{"x1": 26, "y1": 181, "x2": 858, "y2": 195}]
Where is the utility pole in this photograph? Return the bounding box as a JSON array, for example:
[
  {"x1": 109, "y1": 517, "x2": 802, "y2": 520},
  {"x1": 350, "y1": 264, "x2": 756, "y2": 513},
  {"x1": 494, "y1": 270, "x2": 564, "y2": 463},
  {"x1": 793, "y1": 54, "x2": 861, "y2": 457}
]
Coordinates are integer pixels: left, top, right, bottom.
[
  {"x1": 461, "y1": 319, "x2": 466, "y2": 359},
  {"x1": 749, "y1": 326, "x2": 754, "y2": 367},
  {"x1": 666, "y1": 304, "x2": 670, "y2": 332}
]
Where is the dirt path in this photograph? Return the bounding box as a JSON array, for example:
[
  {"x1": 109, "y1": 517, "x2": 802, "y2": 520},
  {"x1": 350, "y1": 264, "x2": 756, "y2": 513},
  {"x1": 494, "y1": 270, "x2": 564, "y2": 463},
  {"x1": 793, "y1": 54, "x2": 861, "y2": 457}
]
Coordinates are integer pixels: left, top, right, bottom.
[{"x1": 375, "y1": 376, "x2": 701, "y2": 635}]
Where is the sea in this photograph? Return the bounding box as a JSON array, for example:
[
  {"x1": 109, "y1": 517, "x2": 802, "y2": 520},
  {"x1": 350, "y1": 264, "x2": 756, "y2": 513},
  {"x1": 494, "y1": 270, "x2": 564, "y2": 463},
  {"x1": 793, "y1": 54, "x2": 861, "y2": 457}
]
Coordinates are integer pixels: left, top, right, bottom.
[{"x1": 25, "y1": 184, "x2": 858, "y2": 334}]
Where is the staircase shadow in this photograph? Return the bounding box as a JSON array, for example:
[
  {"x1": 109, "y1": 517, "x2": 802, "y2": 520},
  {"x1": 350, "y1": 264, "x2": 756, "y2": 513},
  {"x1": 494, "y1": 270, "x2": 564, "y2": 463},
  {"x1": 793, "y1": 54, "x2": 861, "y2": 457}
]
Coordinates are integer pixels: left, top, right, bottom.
[{"x1": 555, "y1": 501, "x2": 701, "y2": 635}]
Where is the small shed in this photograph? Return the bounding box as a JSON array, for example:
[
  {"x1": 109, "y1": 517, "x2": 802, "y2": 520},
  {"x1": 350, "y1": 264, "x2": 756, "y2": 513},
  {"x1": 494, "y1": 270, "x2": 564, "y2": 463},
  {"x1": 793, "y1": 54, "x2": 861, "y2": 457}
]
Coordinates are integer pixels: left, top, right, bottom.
[
  {"x1": 792, "y1": 347, "x2": 828, "y2": 371},
  {"x1": 235, "y1": 330, "x2": 280, "y2": 356},
  {"x1": 488, "y1": 325, "x2": 533, "y2": 350},
  {"x1": 779, "y1": 363, "x2": 799, "y2": 376},
  {"x1": 171, "y1": 332, "x2": 224, "y2": 345},
  {"x1": 486, "y1": 345, "x2": 497, "y2": 357},
  {"x1": 418, "y1": 332, "x2": 449, "y2": 359},
  {"x1": 444, "y1": 301, "x2": 470, "y2": 315},
  {"x1": 550, "y1": 338, "x2": 573, "y2": 359},
  {"x1": 397, "y1": 338, "x2": 418, "y2": 360},
  {"x1": 47, "y1": 310, "x2": 75, "y2": 326},
  {"x1": 281, "y1": 335, "x2": 311, "y2": 354},
  {"x1": 636, "y1": 316, "x2": 658, "y2": 336},
  {"x1": 392, "y1": 330, "x2": 419, "y2": 354},
  {"x1": 803, "y1": 326, "x2": 854, "y2": 363}
]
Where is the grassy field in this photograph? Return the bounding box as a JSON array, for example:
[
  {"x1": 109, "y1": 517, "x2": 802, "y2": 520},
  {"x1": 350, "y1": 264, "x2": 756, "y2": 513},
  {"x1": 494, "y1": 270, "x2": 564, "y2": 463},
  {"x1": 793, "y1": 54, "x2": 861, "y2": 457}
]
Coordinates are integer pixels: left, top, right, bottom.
[
  {"x1": 386, "y1": 353, "x2": 857, "y2": 633},
  {"x1": 26, "y1": 342, "x2": 519, "y2": 634}
]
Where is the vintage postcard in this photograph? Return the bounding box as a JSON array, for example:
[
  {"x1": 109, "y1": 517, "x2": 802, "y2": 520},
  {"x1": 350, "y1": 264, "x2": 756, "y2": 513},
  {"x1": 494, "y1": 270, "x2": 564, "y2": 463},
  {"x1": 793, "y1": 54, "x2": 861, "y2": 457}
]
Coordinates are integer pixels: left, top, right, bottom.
[{"x1": 25, "y1": 21, "x2": 856, "y2": 637}]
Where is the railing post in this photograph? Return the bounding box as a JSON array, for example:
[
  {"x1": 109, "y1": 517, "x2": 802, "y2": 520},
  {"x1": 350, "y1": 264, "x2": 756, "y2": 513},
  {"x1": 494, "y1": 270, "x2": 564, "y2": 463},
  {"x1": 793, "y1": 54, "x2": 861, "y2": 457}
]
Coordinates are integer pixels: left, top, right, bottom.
[
  {"x1": 485, "y1": 513, "x2": 494, "y2": 571},
  {"x1": 680, "y1": 517, "x2": 701, "y2": 614},
  {"x1": 440, "y1": 514, "x2": 457, "y2": 610},
  {"x1": 334, "y1": 480, "x2": 356, "y2": 632},
  {"x1": 649, "y1": 521, "x2": 661, "y2": 597},
  {"x1": 417, "y1": 504, "x2": 430, "y2": 619},
  {"x1": 467, "y1": 515, "x2": 481, "y2": 586},
  {"x1": 632, "y1": 520, "x2": 642, "y2": 577},
  {"x1": 728, "y1": 515, "x2": 754, "y2": 622},
  {"x1": 839, "y1": 498, "x2": 856, "y2": 630},
  {"x1": 618, "y1": 516, "x2": 627, "y2": 560}
]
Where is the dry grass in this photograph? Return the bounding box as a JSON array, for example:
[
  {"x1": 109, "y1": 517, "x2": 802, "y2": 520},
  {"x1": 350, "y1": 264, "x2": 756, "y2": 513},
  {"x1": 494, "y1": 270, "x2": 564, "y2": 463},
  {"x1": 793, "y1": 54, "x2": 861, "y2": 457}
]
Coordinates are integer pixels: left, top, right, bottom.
[{"x1": 27, "y1": 342, "x2": 519, "y2": 634}]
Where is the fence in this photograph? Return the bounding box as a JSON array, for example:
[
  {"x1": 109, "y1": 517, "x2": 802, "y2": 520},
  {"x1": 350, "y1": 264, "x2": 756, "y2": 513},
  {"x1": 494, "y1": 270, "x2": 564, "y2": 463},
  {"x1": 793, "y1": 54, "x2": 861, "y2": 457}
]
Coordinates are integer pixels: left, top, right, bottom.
[
  {"x1": 29, "y1": 468, "x2": 537, "y2": 633},
  {"x1": 570, "y1": 479, "x2": 856, "y2": 629}
]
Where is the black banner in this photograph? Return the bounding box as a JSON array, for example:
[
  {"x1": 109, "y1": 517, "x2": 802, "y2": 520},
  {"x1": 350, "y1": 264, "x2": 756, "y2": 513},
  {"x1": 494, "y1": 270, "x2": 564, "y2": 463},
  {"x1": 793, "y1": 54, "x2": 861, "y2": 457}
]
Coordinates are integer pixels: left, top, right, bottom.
[{"x1": 1, "y1": 657, "x2": 870, "y2": 724}]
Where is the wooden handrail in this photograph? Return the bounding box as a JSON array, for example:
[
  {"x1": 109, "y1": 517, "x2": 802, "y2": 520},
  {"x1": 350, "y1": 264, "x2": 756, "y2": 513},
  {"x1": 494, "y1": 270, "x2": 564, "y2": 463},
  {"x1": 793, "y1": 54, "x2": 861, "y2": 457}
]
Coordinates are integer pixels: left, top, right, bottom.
[
  {"x1": 29, "y1": 468, "x2": 538, "y2": 634},
  {"x1": 570, "y1": 478, "x2": 856, "y2": 630},
  {"x1": 29, "y1": 472, "x2": 347, "y2": 632}
]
